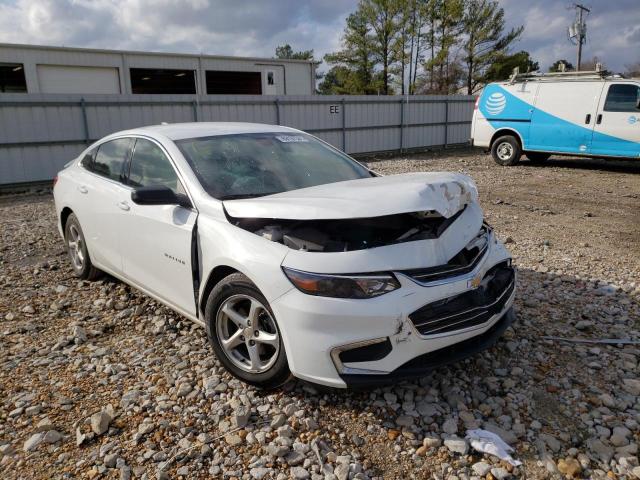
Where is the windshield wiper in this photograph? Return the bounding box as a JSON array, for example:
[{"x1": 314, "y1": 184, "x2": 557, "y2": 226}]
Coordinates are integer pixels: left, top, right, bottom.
[{"x1": 219, "y1": 192, "x2": 280, "y2": 200}]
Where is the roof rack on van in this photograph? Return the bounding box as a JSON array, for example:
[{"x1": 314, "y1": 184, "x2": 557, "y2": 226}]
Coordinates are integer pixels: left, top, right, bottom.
[{"x1": 507, "y1": 64, "x2": 615, "y2": 84}]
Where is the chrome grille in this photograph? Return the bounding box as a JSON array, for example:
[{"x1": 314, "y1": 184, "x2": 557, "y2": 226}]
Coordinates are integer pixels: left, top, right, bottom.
[
  {"x1": 409, "y1": 262, "x2": 515, "y2": 336},
  {"x1": 402, "y1": 226, "x2": 490, "y2": 284}
]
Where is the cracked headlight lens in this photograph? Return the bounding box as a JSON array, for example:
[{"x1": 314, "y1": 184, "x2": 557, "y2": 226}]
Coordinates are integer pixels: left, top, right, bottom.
[{"x1": 282, "y1": 267, "x2": 400, "y2": 299}]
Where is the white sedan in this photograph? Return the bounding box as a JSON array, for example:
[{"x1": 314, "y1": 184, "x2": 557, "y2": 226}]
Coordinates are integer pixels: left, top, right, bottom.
[{"x1": 53, "y1": 122, "x2": 515, "y2": 388}]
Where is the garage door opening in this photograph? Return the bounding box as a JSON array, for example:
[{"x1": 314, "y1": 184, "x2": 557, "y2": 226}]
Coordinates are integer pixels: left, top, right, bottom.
[
  {"x1": 130, "y1": 68, "x2": 196, "y2": 94},
  {"x1": 0, "y1": 63, "x2": 27, "y2": 92},
  {"x1": 206, "y1": 71, "x2": 262, "y2": 94},
  {"x1": 37, "y1": 65, "x2": 120, "y2": 94}
]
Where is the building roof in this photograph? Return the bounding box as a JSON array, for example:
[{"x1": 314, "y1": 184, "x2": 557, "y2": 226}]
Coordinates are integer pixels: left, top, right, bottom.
[{"x1": 0, "y1": 42, "x2": 314, "y2": 65}]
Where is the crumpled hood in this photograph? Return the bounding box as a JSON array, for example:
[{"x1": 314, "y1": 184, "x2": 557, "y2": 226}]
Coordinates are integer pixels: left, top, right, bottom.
[{"x1": 223, "y1": 172, "x2": 478, "y2": 220}]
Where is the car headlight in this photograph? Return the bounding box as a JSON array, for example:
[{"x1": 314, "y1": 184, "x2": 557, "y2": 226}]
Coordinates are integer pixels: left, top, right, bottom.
[{"x1": 282, "y1": 267, "x2": 400, "y2": 299}]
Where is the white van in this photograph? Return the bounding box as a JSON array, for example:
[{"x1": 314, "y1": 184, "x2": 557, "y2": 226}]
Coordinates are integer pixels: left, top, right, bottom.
[{"x1": 471, "y1": 70, "x2": 640, "y2": 165}]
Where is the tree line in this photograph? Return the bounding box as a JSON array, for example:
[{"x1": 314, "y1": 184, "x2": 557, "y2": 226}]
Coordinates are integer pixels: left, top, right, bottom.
[
  {"x1": 274, "y1": 1, "x2": 639, "y2": 95},
  {"x1": 315, "y1": 0, "x2": 525, "y2": 95}
]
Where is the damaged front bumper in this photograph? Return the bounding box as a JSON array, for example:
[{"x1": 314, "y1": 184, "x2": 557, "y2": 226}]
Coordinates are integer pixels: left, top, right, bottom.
[
  {"x1": 270, "y1": 228, "x2": 515, "y2": 388},
  {"x1": 339, "y1": 307, "x2": 515, "y2": 388}
]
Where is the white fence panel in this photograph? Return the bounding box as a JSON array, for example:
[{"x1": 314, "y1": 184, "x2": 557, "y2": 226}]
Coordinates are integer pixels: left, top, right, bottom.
[{"x1": 0, "y1": 93, "x2": 474, "y2": 185}]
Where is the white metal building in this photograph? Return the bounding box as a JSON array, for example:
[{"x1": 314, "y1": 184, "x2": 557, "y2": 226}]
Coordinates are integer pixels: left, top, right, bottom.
[{"x1": 0, "y1": 43, "x2": 316, "y2": 96}]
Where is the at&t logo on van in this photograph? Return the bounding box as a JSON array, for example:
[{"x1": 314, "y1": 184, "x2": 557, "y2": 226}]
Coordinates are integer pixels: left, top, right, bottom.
[
  {"x1": 628, "y1": 115, "x2": 639, "y2": 125},
  {"x1": 485, "y1": 92, "x2": 507, "y2": 115}
]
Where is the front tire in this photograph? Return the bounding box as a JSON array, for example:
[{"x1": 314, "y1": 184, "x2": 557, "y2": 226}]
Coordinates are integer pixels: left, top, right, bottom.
[
  {"x1": 491, "y1": 135, "x2": 521, "y2": 166},
  {"x1": 64, "y1": 213, "x2": 102, "y2": 280},
  {"x1": 526, "y1": 152, "x2": 551, "y2": 163},
  {"x1": 205, "y1": 273, "x2": 291, "y2": 389}
]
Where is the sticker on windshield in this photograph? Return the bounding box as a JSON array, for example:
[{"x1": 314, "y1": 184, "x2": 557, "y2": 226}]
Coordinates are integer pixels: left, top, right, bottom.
[{"x1": 275, "y1": 135, "x2": 308, "y2": 143}]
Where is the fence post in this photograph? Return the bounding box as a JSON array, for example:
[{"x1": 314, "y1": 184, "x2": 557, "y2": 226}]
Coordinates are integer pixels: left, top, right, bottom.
[
  {"x1": 80, "y1": 98, "x2": 90, "y2": 144},
  {"x1": 341, "y1": 98, "x2": 346, "y2": 151},
  {"x1": 192, "y1": 100, "x2": 198, "y2": 122},
  {"x1": 399, "y1": 98, "x2": 405, "y2": 154},
  {"x1": 275, "y1": 98, "x2": 281, "y2": 125},
  {"x1": 443, "y1": 97, "x2": 449, "y2": 149}
]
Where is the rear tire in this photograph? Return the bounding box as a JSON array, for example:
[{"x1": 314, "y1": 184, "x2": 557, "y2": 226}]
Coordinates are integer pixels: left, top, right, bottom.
[
  {"x1": 491, "y1": 135, "x2": 521, "y2": 166},
  {"x1": 64, "y1": 213, "x2": 102, "y2": 280},
  {"x1": 205, "y1": 273, "x2": 291, "y2": 389},
  {"x1": 526, "y1": 152, "x2": 551, "y2": 163}
]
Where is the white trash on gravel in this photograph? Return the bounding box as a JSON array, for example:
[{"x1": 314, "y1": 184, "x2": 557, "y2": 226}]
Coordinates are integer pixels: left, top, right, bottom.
[{"x1": 466, "y1": 429, "x2": 522, "y2": 466}]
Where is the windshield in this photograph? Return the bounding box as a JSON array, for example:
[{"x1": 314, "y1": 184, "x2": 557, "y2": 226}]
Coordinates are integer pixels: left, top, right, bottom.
[{"x1": 175, "y1": 132, "x2": 371, "y2": 199}]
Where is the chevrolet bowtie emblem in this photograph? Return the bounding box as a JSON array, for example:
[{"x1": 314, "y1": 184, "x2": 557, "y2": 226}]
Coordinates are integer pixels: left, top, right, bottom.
[{"x1": 468, "y1": 274, "x2": 482, "y2": 289}]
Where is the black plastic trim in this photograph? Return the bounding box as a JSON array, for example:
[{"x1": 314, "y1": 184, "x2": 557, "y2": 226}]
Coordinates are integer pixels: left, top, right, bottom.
[
  {"x1": 339, "y1": 338, "x2": 393, "y2": 363},
  {"x1": 190, "y1": 218, "x2": 200, "y2": 318}
]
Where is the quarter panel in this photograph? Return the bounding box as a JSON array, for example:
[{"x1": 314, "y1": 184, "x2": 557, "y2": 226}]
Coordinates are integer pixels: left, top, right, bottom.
[{"x1": 477, "y1": 82, "x2": 538, "y2": 148}]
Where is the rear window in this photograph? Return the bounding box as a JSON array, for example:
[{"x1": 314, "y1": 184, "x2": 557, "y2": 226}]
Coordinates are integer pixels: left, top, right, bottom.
[
  {"x1": 604, "y1": 84, "x2": 640, "y2": 112},
  {"x1": 86, "y1": 138, "x2": 132, "y2": 182}
]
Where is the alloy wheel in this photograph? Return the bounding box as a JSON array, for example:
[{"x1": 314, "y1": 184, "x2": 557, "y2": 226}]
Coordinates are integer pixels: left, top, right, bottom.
[
  {"x1": 215, "y1": 294, "x2": 280, "y2": 373},
  {"x1": 67, "y1": 224, "x2": 84, "y2": 270}
]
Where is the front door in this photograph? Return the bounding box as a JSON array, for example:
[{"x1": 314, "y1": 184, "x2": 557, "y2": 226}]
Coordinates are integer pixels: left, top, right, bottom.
[
  {"x1": 528, "y1": 81, "x2": 604, "y2": 154},
  {"x1": 591, "y1": 82, "x2": 640, "y2": 158},
  {"x1": 119, "y1": 137, "x2": 198, "y2": 318}
]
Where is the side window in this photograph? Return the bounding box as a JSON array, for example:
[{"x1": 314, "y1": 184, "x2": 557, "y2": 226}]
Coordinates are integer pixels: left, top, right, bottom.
[
  {"x1": 604, "y1": 84, "x2": 640, "y2": 112},
  {"x1": 128, "y1": 138, "x2": 184, "y2": 195},
  {"x1": 80, "y1": 147, "x2": 97, "y2": 169},
  {"x1": 90, "y1": 138, "x2": 132, "y2": 182}
]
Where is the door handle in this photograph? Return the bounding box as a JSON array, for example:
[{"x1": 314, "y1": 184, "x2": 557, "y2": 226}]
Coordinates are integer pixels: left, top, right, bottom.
[
  {"x1": 585, "y1": 114, "x2": 591, "y2": 124},
  {"x1": 596, "y1": 114, "x2": 603, "y2": 124},
  {"x1": 78, "y1": 186, "x2": 88, "y2": 194},
  {"x1": 117, "y1": 201, "x2": 130, "y2": 211}
]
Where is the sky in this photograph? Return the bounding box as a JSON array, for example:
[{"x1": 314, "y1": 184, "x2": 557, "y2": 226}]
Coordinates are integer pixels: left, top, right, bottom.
[{"x1": 0, "y1": 0, "x2": 638, "y2": 74}]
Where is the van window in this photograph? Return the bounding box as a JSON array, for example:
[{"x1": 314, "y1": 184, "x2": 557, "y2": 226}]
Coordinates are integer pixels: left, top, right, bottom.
[
  {"x1": 127, "y1": 138, "x2": 185, "y2": 195},
  {"x1": 89, "y1": 138, "x2": 132, "y2": 182},
  {"x1": 604, "y1": 84, "x2": 640, "y2": 112}
]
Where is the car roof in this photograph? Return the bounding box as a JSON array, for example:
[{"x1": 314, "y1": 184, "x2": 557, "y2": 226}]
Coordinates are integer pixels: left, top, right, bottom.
[{"x1": 115, "y1": 122, "x2": 301, "y2": 141}]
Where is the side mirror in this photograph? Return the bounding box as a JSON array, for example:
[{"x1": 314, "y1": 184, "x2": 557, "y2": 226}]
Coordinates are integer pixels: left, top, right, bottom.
[
  {"x1": 636, "y1": 98, "x2": 640, "y2": 110},
  {"x1": 131, "y1": 185, "x2": 192, "y2": 209}
]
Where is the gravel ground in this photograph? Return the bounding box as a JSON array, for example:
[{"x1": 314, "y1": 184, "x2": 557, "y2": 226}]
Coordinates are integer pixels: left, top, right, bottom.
[{"x1": 1, "y1": 149, "x2": 639, "y2": 480}]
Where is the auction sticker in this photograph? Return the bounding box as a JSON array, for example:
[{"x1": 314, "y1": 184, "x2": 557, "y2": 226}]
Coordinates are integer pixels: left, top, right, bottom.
[{"x1": 275, "y1": 135, "x2": 308, "y2": 143}]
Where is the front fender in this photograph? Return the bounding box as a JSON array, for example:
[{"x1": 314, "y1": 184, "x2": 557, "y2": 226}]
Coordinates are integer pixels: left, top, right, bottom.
[{"x1": 196, "y1": 215, "x2": 293, "y2": 305}]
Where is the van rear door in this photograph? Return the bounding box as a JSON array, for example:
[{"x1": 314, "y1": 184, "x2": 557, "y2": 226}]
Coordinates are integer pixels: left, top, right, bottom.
[
  {"x1": 527, "y1": 81, "x2": 603, "y2": 155},
  {"x1": 591, "y1": 82, "x2": 640, "y2": 158}
]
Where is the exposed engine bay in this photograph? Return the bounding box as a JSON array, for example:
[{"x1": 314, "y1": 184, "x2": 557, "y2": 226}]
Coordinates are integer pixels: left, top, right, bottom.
[{"x1": 229, "y1": 207, "x2": 466, "y2": 252}]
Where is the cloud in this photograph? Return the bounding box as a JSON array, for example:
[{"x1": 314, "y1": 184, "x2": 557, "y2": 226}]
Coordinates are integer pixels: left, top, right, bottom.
[
  {"x1": 0, "y1": 0, "x2": 637, "y2": 74},
  {"x1": 501, "y1": 0, "x2": 640, "y2": 72},
  {"x1": 0, "y1": 0, "x2": 354, "y2": 62}
]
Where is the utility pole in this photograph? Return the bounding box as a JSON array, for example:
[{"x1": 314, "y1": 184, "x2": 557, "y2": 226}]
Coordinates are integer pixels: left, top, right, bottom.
[{"x1": 572, "y1": 4, "x2": 590, "y2": 70}]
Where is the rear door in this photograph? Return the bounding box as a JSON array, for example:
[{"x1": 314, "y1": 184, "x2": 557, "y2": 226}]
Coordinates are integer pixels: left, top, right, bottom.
[
  {"x1": 528, "y1": 81, "x2": 604, "y2": 154},
  {"x1": 73, "y1": 137, "x2": 133, "y2": 274},
  {"x1": 591, "y1": 82, "x2": 640, "y2": 158},
  {"x1": 120, "y1": 137, "x2": 198, "y2": 318}
]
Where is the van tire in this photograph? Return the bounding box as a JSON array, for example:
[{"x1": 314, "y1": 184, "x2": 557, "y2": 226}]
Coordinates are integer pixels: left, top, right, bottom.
[
  {"x1": 491, "y1": 135, "x2": 521, "y2": 166},
  {"x1": 526, "y1": 152, "x2": 551, "y2": 163}
]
